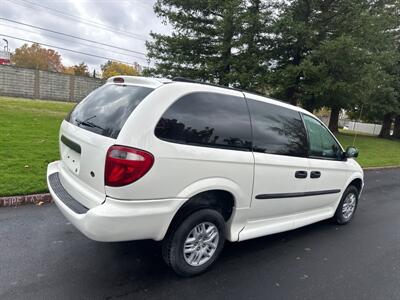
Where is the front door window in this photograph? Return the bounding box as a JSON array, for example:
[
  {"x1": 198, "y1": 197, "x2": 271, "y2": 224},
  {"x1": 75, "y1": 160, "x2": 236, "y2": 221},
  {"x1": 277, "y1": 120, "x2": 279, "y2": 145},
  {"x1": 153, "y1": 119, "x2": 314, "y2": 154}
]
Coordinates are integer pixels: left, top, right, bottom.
[{"x1": 302, "y1": 114, "x2": 342, "y2": 160}]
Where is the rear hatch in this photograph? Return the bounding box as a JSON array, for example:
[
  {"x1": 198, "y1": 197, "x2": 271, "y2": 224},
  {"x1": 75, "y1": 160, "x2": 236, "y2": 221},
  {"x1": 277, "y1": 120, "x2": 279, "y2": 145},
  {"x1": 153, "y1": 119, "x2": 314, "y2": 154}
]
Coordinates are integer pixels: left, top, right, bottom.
[{"x1": 58, "y1": 83, "x2": 154, "y2": 208}]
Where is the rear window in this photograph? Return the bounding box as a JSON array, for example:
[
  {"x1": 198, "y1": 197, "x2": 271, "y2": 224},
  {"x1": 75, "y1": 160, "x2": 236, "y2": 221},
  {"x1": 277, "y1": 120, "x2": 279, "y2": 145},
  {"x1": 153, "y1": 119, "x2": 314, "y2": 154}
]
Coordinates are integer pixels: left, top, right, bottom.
[{"x1": 67, "y1": 84, "x2": 153, "y2": 138}]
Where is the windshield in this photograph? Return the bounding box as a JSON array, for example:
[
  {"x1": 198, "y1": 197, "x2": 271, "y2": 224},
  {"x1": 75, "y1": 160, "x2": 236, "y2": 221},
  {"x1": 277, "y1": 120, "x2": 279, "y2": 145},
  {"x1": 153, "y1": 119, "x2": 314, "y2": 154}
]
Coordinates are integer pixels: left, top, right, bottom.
[{"x1": 67, "y1": 84, "x2": 153, "y2": 139}]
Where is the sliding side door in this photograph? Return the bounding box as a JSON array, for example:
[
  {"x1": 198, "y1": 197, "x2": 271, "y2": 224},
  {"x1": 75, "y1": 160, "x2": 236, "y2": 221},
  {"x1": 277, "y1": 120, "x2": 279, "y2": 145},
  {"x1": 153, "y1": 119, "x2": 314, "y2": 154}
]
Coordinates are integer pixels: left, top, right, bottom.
[{"x1": 241, "y1": 96, "x2": 310, "y2": 240}]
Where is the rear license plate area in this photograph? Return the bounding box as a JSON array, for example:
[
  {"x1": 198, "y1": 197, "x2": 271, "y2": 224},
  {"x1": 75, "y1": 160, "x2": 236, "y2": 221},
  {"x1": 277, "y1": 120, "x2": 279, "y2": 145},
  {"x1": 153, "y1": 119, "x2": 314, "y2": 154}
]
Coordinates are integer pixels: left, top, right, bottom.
[{"x1": 61, "y1": 135, "x2": 81, "y2": 174}]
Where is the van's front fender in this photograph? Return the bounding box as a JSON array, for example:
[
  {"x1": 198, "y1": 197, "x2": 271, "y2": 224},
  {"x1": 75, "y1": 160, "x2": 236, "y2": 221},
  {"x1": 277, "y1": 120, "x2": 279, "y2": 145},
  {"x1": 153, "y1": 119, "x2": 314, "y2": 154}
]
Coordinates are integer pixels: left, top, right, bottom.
[{"x1": 332, "y1": 171, "x2": 364, "y2": 211}]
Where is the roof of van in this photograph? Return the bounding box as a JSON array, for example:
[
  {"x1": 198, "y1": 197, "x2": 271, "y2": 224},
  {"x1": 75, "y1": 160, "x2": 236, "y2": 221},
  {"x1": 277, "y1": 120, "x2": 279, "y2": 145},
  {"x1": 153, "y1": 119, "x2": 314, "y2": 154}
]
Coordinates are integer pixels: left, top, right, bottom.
[{"x1": 107, "y1": 75, "x2": 312, "y2": 116}]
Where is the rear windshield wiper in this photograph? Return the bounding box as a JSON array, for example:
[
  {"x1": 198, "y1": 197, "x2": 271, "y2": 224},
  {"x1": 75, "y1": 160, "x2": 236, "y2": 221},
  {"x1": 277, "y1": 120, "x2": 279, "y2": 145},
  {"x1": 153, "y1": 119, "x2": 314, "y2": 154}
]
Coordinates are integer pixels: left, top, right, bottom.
[
  {"x1": 79, "y1": 121, "x2": 105, "y2": 130},
  {"x1": 76, "y1": 115, "x2": 96, "y2": 125},
  {"x1": 75, "y1": 115, "x2": 104, "y2": 130}
]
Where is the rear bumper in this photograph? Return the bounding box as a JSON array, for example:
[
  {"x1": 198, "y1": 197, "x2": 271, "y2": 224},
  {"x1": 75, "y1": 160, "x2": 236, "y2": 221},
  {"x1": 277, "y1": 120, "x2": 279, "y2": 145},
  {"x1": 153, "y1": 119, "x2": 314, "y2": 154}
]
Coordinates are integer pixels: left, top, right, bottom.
[{"x1": 47, "y1": 161, "x2": 185, "y2": 242}]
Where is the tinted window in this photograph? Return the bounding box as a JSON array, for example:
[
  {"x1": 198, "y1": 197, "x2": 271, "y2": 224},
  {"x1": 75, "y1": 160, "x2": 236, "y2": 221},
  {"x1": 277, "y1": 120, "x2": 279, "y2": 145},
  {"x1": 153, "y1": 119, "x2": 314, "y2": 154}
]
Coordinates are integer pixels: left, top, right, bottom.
[
  {"x1": 155, "y1": 92, "x2": 252, "y2": 150},
  {"x1": 302, "y1": 114, "x2": 342, "y2": 159},
  {"x1": 67, "y1": 84, "x2": 153, "y2": 139},
  {"x1": 248, "y1": 99, "x2": 308, "y2": 157}
]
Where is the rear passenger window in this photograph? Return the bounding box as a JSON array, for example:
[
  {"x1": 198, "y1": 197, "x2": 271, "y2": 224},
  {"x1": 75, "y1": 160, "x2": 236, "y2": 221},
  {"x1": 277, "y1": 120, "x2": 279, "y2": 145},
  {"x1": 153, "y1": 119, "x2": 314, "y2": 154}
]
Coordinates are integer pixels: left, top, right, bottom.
[
  {"x1": 247, "y1": 99, "x2": 308, "y2": 157},
  {"x1": 155, "y1": 92, "x2": 252, "y2": 151}
]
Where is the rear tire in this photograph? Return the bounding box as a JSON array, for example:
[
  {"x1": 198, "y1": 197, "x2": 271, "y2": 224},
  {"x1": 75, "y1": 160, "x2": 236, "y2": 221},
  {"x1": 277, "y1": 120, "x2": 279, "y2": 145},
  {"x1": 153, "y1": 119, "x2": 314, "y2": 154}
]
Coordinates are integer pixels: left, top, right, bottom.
[
  {"x1": 334, "y1": 185, "x2": 359, "y2": 225},
  {"x1": 162, "y1": 209, "x2": 226, "y2": 277}
]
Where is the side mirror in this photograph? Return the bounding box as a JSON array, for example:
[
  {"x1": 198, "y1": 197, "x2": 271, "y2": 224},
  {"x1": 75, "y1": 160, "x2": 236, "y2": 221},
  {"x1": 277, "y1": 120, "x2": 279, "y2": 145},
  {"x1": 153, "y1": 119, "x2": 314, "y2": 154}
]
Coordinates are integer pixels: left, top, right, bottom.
[{"x1": 345, "y1": 146, "x2": 359, "y2": 158}]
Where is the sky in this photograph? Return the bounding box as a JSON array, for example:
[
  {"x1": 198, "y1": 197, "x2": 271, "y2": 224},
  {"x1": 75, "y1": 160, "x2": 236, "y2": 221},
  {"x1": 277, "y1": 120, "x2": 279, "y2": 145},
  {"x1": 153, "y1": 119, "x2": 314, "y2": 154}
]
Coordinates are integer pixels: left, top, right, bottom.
[{"x1": 0, "y1": 0, "x2": 171, "y2": 72}]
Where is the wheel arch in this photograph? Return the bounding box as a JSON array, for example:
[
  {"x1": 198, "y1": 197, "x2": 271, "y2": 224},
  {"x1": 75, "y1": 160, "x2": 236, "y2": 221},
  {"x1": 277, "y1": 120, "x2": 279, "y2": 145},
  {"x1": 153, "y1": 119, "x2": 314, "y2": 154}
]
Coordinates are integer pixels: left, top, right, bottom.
[
  {"x1": 348, "y1": 178, "x2": 363, "y2": 195},
  {"x1": 162, "y1": 187, "x2": 237, "y2": 241},
  {"x1": 176, "y1": 177, "x2": 245, "y2": 207},
  {"x1": 332, "y1": 173, "x2": 363, "y2": 213}
]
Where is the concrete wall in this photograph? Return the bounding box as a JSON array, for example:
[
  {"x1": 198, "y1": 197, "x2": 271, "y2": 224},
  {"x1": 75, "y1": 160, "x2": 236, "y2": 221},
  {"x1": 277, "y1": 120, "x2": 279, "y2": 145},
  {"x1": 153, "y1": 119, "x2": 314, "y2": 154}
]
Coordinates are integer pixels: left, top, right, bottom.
[
  {"x1": 0, "y1": 65, "x2": 104, "y2": 102},
  {"x1": 0, "y1": 65, "x2": 36, "y2": 98}
]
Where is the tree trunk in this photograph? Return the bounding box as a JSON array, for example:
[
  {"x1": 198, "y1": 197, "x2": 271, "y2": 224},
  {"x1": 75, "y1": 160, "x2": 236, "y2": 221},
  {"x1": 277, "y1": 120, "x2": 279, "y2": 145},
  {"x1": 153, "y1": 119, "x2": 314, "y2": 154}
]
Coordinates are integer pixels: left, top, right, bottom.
[
  {"x1": 285, "y1": 87, "x2": 298, "y2": 106},
  {"x1": 379, "y1": 113, "x2": 393, "y2": 138},
  {"x1": 393, "y1": 115, "x2": 400, "y2": 139},
  {"x1": 302, "y1": 96, "x2": 316, "y2": 113},
  {"x1": 328, "y1": 106, "x2": 340, "y2": 133}
]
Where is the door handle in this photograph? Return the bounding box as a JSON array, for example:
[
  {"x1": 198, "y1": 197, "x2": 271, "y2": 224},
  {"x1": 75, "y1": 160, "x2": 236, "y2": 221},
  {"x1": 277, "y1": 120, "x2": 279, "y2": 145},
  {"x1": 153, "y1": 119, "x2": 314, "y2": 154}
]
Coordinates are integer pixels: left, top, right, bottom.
[
  {"x1": 295, "y1": 170, "x2": 308, "y2": 179},
  {"x1": 310, "y1": 171, "x2": 321, "y2": 178}
]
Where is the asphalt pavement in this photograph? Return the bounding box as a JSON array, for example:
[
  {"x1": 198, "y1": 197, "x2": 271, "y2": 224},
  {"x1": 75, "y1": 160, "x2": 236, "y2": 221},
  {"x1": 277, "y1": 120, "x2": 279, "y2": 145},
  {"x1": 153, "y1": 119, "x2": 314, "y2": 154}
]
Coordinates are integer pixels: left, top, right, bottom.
[{"x1": 0, "y1": 168, "x2": 399, "y2": 300}]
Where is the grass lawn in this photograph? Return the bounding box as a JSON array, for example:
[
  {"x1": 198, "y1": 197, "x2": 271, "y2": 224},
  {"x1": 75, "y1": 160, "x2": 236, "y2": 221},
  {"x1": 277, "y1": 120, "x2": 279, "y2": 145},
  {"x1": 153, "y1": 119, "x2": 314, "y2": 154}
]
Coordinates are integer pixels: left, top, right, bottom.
[
  {"x1": 0, "y1": 96, "x2": 74, "y2": 196},
  {"x1": 0, "y1": 96, "x2": 399, "y2": 196},
  {"x1": 336, "y1": 131, "x2": 400, "y2": 168}
]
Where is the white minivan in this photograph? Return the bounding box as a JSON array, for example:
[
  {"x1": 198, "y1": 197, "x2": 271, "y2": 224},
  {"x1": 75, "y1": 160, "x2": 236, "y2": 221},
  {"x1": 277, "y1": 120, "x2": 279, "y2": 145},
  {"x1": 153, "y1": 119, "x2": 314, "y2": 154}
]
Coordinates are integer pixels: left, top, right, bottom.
[{"x1": 47, "y1": 76, "x2": 363, "y2": 276}]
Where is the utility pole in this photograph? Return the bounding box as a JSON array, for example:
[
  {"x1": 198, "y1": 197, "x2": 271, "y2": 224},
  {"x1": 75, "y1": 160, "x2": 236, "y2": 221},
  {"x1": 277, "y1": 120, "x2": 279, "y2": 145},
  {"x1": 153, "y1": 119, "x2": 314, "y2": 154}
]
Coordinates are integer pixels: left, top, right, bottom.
[{"x1": 2, "y1": 38, "x2": 8, "y2": 52}]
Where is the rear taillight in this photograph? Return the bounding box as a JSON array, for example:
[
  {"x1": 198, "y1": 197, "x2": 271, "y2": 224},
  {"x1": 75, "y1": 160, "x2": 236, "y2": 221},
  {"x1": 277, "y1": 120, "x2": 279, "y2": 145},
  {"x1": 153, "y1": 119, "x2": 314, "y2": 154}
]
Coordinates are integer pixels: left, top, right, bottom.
[{"x1": 105, "y1": 145, "x2": 154, "y2": 187}]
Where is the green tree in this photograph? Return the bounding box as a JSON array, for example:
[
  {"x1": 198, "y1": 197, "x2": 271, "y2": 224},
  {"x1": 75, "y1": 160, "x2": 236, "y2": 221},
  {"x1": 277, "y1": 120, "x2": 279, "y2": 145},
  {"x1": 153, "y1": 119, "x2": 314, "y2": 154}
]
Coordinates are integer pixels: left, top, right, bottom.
[
  {"x1": 233, "y1": 0, "x2": 272, "y2": 90},
  {"x1": 146, "y1": 0, "x2": 270, "y2": 90},
  {"x1": 270, "y1": 0, "x2": 399, "y2": 133},
  {"x1": 345, "y1": 1, "x2": 400, "y2": 138},
  {"x1": 146, "y1": 0, "x2": 240, "y2": 84},
  {"x1": 351, "y1": 60, "x2": 399, "y2": 138},
  {"x1": 268, "y1": 0, "x2": 320, "y2": 106}
]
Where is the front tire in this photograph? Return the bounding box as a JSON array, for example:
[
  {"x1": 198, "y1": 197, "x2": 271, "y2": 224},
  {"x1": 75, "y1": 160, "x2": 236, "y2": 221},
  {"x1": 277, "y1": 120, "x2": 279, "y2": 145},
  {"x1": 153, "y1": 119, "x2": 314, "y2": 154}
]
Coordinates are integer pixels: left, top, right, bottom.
[
  {"x1": 162, "y1": 209, "x2": 226, "y2": 277},
  {"x1": 334, "y1": 185, "x2": 359, "y2": 224}
]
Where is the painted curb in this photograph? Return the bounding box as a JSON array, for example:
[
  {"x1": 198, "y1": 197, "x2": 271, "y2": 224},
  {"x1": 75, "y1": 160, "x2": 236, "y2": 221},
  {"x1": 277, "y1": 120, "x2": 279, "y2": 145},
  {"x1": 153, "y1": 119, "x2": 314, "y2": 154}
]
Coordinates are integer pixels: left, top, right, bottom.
[{"x1": 0, "y1": 193, "x2": 52, "y2": 207}]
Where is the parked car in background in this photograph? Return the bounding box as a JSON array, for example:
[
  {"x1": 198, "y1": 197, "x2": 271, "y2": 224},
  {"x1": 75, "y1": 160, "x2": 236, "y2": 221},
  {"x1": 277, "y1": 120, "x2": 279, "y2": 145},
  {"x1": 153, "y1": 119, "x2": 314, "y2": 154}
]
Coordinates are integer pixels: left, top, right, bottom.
[{"x1": 47, "y1": 76, "x2": 363, "y2": 276}]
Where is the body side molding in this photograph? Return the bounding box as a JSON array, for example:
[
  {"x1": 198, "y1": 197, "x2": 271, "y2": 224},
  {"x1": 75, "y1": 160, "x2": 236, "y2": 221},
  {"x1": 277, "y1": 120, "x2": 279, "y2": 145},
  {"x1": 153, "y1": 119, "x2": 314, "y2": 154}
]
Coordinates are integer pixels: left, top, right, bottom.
[{"x1": 255, "y1": 189, "x2": 341, "y2": 200}]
